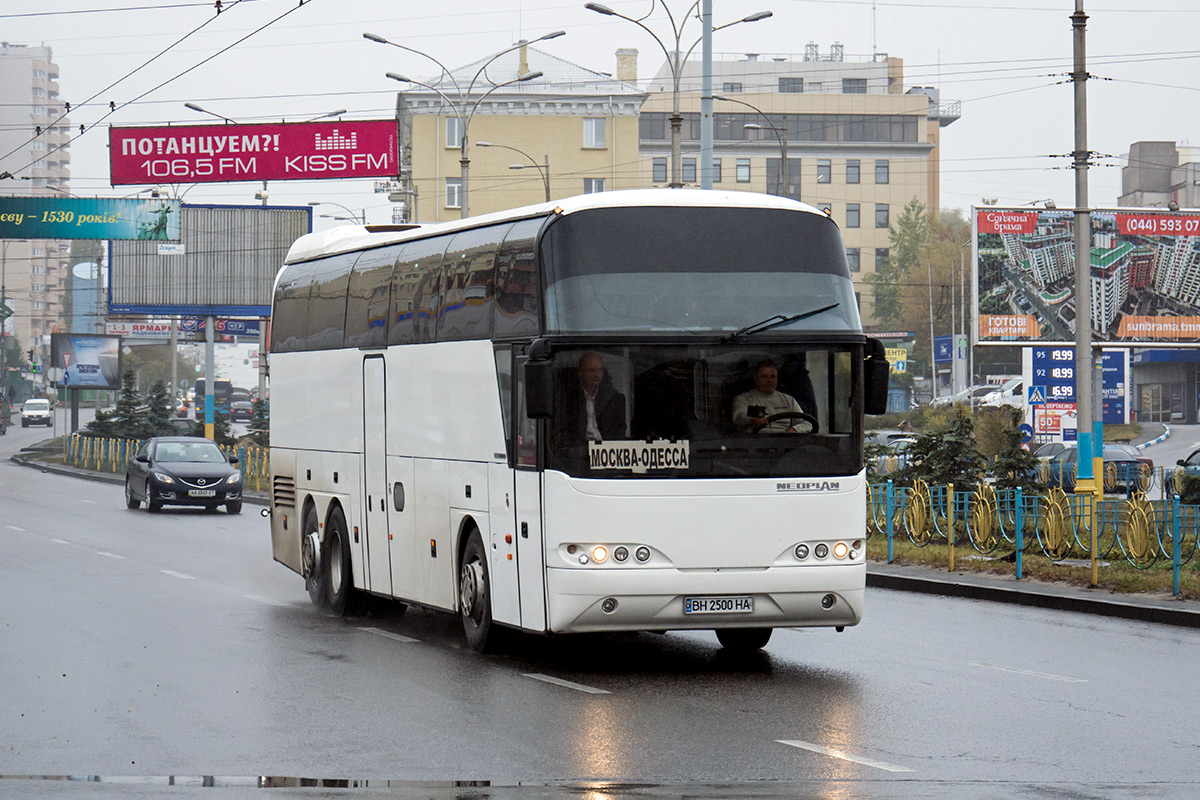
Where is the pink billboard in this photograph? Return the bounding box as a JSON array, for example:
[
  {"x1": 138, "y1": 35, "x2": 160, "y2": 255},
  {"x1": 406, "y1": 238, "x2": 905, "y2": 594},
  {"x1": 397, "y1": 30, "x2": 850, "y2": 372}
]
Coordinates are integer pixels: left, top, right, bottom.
[{"x1": 109, "y1": 120, "x2": 397, "y2": 185}]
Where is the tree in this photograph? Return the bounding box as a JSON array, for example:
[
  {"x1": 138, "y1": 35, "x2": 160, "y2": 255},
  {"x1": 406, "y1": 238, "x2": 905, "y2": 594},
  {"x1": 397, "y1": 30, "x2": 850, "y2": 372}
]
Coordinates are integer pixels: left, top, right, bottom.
[
  {"x1": 865, "y1": 198, "x2": 929, "y2": 327},
  {"x1": 987, "y1": 407, "x2": 1042, "y2": 492},
  {"x1": 248, "y1": 398, "x2": 269, "y2": 447},
  {"x1": 896, "y1": 408, "x2": 986, "y2": 491},
  {"x1": 145, "y1": 379, "x2": 175, "y2": 436}
]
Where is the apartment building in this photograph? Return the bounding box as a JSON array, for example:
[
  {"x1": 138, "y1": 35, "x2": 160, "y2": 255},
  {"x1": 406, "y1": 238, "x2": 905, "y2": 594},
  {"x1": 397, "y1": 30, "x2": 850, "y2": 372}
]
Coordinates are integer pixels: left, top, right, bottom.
[{"x1": 0, "y1": 42, "x2": 71, "y2": 384}]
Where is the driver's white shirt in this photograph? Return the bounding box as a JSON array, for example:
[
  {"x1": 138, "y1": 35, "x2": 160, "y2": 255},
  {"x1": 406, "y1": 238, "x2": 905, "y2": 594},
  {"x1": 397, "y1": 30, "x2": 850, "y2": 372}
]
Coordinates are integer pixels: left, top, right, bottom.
[{"x1": 732, "y1": 389, "x2": 803, "y2": 433}]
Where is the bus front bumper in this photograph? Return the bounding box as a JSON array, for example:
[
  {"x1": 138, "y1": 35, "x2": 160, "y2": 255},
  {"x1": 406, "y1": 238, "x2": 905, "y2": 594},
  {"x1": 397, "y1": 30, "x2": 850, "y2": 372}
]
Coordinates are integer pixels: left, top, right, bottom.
[{"x1": 544, "y1": 562, "x2": 864, "y2": 634}]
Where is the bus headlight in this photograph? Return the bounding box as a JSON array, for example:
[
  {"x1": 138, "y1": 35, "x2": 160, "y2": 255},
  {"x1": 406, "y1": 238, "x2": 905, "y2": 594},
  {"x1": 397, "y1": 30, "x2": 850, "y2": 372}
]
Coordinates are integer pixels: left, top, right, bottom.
[
  {"x1": 833, "y1": 542, "x2": 849, "y2": 559},
  {"x1": 794, "y1": 543, "x2": 810, "y2": 560},
  {"x1": 613, "y1": 546, "x2": 629, "y2": 562},
  {"x1": 814, "y1": 543, "x2": 829, "y2": 559},
  {"x1": 591, "y1": 546, "x2": 608, "y2": 563},
  {"x1": 635, "y1": 546, "x2": 651, "y2": 562}
]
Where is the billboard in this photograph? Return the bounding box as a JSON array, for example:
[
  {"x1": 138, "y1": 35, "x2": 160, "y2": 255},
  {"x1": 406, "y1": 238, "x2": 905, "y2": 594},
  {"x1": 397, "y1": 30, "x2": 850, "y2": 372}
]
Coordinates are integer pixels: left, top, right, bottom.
[
  {"x1": 975, "y1": 207, "x2": 1200, "y2": 345},
  {"x1": 108, "y1": 120, "x2": 398, "y2": 185},
  {"x1": 0, "y1": 196, "x2": 180, "y2": 240},
  {"x1": 108, "y1": 204, "x2": 310, "y2": 317},
  {"x1": 51, "y1": 333, "x2": 122, "y2": 390}
]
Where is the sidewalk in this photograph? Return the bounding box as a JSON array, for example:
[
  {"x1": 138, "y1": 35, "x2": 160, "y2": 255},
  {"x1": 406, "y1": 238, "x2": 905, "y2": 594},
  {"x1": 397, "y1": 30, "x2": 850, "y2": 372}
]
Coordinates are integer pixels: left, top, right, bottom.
[{"x1": 11, "y1": 444, "x2": 1200, "y2": 630}]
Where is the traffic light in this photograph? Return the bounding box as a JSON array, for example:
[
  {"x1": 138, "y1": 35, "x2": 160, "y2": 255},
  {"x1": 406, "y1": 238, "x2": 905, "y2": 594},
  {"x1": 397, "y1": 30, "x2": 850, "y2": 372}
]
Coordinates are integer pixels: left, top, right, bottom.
[{"x1": 27, "y1": 349, "x2": 33, "y2": 362}]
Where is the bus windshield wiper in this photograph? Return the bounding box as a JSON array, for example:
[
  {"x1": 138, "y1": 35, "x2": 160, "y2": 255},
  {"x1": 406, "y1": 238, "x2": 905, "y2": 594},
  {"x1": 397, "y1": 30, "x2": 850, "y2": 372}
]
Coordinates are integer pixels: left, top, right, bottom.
[{"x1": 723, "y1": 303, "x2": 840, "y2": 342}]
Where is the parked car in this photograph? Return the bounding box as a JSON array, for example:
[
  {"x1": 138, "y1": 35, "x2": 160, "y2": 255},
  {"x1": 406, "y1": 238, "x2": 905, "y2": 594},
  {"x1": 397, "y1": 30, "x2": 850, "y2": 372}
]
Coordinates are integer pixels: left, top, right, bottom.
[
  {"x1": 1040, "y1": 445, "x2": 1149, "y2": 492},
  {"x1": 980, "y1": 378, "x2": 1024, "y2": 408},
  {"x1": 21, "y1": 398, "x2": 53, "y2": 427},
  {"x1": 230, "y1": 399, "x2": 254, "y2": 422},
  {"x1": 124, "y1": 436, "x2": 243, "y2": 514}
]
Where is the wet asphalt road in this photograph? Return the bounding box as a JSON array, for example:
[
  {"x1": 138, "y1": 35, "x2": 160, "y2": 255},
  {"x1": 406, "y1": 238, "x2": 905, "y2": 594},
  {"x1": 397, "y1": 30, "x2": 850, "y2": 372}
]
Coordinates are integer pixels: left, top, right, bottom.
[{"x1": 2, "y1": 428, "x2": 1200, "y2": 798}]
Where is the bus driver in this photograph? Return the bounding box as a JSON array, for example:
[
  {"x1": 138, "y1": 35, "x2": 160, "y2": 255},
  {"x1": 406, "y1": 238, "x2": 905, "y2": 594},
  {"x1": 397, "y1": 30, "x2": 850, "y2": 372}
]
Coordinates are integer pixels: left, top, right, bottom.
[{"x1": 732, "y1": 360, "x2": 813, "y2": 434}]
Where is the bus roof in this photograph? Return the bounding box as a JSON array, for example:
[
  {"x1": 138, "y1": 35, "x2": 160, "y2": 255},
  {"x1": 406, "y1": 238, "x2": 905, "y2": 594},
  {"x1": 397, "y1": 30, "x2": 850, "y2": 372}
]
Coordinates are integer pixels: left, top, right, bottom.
[{"x1": 284, "y1": 189, "x2": 830, "y2": 265}]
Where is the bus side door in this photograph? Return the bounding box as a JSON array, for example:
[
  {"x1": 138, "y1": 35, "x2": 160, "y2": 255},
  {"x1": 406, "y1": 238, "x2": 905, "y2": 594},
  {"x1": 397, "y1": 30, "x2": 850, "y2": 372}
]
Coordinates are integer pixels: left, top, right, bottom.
[
  {"x1": 513, "y1": 357, "x2": 547, "y2": 632},
  {"x1": 362, "y1": 356, "x2": 392, "y2": 595}
]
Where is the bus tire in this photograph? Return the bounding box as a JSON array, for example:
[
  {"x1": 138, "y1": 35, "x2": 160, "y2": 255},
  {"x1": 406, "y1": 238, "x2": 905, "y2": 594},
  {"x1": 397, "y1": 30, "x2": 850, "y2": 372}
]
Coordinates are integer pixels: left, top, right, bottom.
[
  {"x1": 325, "y1": 505, "x2": 358, "y2": 617},
  {"x1": 459, "y1": 528, "x2": 495, "y2": 652},
  {"x1": 715, "y1": 627, "x2": 772, "y2": 652},
  {"x1": 303, "y1": 505, "x2": 326, "y2": 608}
]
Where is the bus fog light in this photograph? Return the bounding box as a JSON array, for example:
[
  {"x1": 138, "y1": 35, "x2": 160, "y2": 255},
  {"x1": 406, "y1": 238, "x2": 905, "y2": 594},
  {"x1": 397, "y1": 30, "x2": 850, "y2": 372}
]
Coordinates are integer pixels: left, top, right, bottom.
[
  {"x1": 794, "y1": 544, "x2": 809, "y2": 560},
  {"x1": 591, "y1": 546, "x2": 608, "y2": 563},
  {"x1": 614, "y1": 546, "x2": 629, "y2": 562},
  {"x1": 833, "y1": 542, "x2": 849, "y2": 559},
  {"x1": 578, "y1": 553, "x2": 589, "y2": 565},
  {"x1": 635, "y1": 546, "x2": 651, "y2": 562},
  {"x1": 815, "y1": 543, "x2": 829, "y2": 559},
  {"x1": 601, "y1": 598, "x2": 618, "y2": 614},
  {"x1": 821, "y1": 594, "x2": 836, "y2": 609}
]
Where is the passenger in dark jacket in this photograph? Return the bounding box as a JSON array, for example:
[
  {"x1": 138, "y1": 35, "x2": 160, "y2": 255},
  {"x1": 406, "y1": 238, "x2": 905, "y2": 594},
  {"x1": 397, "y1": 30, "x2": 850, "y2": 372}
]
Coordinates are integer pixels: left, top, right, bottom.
[{"x1": 554, "y1": 352, "x2": 627, "y2": 447}]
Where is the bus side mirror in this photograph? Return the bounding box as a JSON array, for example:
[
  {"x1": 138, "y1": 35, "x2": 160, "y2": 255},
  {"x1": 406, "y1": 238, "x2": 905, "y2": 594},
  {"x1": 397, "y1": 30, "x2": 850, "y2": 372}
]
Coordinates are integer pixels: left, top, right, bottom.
[
  {"x1": 863, "y1": 338, "x2": 889, "y2": 416},
  {"x1": 524, "y1": 360, "x2": 552, "y2": 419}
]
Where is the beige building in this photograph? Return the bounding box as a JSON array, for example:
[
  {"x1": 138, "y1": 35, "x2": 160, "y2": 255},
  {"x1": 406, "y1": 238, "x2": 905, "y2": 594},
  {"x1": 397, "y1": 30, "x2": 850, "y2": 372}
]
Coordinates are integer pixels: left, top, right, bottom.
[
  {"x1": 0, "y1": 42, "x2": 71, "y2": 387},
  {"x1": 397, "y1": 44, "x2": 646, "y2": 222}
]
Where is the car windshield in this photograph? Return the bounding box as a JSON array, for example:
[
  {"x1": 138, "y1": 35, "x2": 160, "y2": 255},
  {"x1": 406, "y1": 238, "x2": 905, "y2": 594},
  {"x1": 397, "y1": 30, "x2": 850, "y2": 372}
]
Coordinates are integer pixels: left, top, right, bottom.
[
  {"x1": 25, "y1": 401, "x2": 49, "y2": 410},
  {"x1": 155, "y1": 441, "x2": 226, "y2": 463}
]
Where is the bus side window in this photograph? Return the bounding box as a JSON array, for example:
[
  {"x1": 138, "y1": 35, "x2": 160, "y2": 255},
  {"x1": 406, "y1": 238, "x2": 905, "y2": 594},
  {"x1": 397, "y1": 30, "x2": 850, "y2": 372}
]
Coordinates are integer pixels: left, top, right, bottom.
[
  {"x1": 494, "y1": 217, "x2": 543, "y2": 339},
  {"x1": 515, "y1": 359, "x2": 539, "y2": 468},
  {"x1": 271, "y1": 260, "x2": 317, "y2": 353},
  {"x1": 391, "y1": 237, "x2": 447, "y2": 346},
  {"x1": 494, "y1": 347, "x2": 513, "y2": 462},
  {"x1": 306, "y1": 252, "x2": 356, "y2": 350},
  {"x1": 345, "y1": 244, "x2": 404, "y2": 348},
  {"x1": 439, "y1": 223, "x2": 509, "y2": 342}
]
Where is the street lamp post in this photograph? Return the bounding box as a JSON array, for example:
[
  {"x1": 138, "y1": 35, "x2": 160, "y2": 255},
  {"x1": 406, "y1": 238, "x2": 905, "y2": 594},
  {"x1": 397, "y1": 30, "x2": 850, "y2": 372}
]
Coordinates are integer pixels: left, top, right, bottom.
[
  {"x1": 477, "y1": 141, "x2": 550, "y2": 201},
  {"x1": 714, "y1": 94, "x2": 789, "y2": 197},
  {"x1": 308, "y1": 201, "x2": 366, "y2": 224},
  {"x1": 366, "y1": 30, "x2": 564, "y2": 217},
  {"x1": 585, "y1": 2, "x2": 770, "y2": 189}
]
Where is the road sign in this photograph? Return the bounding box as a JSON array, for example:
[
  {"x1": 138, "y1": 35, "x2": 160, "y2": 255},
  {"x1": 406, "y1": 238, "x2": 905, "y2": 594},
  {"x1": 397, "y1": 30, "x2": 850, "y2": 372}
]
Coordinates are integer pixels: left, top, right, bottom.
[
  {"x1": 1027, "y1": 385, "x2": 1047, "y2": 405},
  {"x1": 0, "y1": 300, "x2": 11, "y2": 322},
  {"x1": 1017, "y1": 423, "x2": 1034, "y2": 444}
]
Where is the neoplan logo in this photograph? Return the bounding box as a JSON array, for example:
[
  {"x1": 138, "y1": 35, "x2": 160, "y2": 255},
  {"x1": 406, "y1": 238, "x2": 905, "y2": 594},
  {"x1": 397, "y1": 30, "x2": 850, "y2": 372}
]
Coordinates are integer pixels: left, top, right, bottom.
[{"x1": 776, "y1": 481, "x2": 841, "y2": 493}]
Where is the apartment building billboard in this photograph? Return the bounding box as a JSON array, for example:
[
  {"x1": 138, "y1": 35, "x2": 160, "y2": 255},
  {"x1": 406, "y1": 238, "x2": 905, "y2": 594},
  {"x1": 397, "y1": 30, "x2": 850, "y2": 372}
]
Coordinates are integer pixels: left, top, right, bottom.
[
  {"x1": 108, "y1": 120, "x2": 398, "y2": 185},
  {"x1": 974, "y1": 207, "x2": 1200, "y2": 345}
]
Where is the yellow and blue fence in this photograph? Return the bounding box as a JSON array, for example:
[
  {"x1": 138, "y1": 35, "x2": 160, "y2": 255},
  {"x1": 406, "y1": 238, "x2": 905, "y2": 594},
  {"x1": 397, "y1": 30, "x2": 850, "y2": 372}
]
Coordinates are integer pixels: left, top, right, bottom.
[
  {"x1": 63, "y1": 434, "x2": 270, "y2": 493},
  {"x1": 867, "y1": 479, "x2": 1198, "y2": 595}
]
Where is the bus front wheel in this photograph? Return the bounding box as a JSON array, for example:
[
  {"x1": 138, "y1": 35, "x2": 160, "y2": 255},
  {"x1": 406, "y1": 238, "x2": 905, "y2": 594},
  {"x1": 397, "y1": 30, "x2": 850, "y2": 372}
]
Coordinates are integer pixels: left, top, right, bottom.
[
  {"x1": 459, "y1": 529, "x2": 495, "y2": 652},
  {"x1": 715, "y1": 627, "x2": 772, "y2": 652}
]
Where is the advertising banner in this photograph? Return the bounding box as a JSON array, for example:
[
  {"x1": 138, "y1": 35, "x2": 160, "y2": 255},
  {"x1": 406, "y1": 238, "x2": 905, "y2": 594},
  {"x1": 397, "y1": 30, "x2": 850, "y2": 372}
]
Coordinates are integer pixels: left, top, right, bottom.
[
  {"x1": 180, "y1": 317, "x2": 262, "y2": 336},
  {"x1": 0, "y1": 196, "x2": 179, "y2": 240},
  {"x1": 51, "y1": 333, "x2": 122, "y2": 390},
  {"x1": 975, "y1": 207, "x2": 1200, "y2": 345},
  {"x1": 109, "y1": 120, "x2": 398, "y2": 185}
]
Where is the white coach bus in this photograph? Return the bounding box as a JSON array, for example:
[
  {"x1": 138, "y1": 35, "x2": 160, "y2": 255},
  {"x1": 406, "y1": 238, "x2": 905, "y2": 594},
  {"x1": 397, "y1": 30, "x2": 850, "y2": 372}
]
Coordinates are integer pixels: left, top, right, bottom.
[{"x1": 267, "y1": 189, "x2": 889, "y2": 652}]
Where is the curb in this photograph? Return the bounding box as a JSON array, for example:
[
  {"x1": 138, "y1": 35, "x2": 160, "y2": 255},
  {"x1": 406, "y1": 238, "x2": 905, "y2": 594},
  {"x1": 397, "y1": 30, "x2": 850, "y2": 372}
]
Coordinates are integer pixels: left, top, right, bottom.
[
  {"x1": 867, "y1": 568, "x2": 1200, "y2": 629},
  {"x1": 1136, "y1": 424, "x2": 1170, "y2": 450}
]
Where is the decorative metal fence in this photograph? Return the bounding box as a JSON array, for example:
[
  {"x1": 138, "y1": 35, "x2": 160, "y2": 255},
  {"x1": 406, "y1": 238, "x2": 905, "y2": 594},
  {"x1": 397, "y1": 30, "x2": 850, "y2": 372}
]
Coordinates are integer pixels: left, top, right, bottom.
[
  {"x1": 867, "y1": 479, "x2": 1198, "y2": 596},
  {"x1": 62, "y1": 435, "x2": 270, "y2": 492}
]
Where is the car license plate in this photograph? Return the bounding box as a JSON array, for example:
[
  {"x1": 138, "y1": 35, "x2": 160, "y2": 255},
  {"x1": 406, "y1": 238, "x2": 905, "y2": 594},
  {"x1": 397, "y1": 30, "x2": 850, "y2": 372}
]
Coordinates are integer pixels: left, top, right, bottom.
[
  {"x1": 189, "y1": 489, "x2": 217, "y2": 498},
  {"x1": 683, "y1": 595, "x2": 754, "y2": 614}
]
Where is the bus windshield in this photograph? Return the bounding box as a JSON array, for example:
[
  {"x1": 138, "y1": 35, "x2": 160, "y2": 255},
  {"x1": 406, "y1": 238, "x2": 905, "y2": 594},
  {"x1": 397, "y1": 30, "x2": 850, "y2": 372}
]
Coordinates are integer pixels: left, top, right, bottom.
[
  {"x1": 540, "y1": 206, "x2": 861, "y2": 334},
  {"x1": 542, "y1": 343, "x2": 861, "y2": 479}
]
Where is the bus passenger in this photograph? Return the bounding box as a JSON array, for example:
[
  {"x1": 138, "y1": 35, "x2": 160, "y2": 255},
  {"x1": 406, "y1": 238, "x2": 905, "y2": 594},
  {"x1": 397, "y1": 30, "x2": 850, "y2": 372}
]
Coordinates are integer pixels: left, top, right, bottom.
[
  {"x1": 556, "y1": 352, "x2": 627, "y2": 444},
  {"x1": 732, "y1": 360, "x2": 813, "y2": 434}
]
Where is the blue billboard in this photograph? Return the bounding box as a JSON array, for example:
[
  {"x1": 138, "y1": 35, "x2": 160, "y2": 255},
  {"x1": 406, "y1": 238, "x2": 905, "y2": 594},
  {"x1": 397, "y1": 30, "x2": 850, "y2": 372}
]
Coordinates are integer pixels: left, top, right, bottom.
[{"x1": 0, "y1": 196, "x2": 180, "y2": 240}]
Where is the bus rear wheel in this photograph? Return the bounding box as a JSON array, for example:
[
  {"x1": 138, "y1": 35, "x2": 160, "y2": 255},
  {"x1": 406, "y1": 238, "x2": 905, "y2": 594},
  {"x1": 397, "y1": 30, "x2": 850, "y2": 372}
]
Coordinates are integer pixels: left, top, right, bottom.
[
  {"x1": 459, "y1": 529, "x2": 495, "y2": 652},
  {"x1": 325, "y1": 505, "x2": 358, "y2": 617},
  {"x1": 302, "y1": 506, "x2": 326, "y2": 609},
  {"x1": 715, "y1": 627, "x2": 772, "y2": 652}
]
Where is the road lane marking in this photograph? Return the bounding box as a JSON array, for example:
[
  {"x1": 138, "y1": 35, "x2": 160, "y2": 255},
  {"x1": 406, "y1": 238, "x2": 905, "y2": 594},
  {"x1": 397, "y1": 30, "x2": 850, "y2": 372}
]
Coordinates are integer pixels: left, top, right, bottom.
[
  {"x1": 245, "y1": 594, "x2": 291, "y2": 607},
  {"x1": 523, "y1": 673, "x2": 611, "y2": 695},
  {"x1": 52, "y1": 539, "x2": 69, "y2": 545},
  {"x1": 359, "y1": 626, "x2": 419, "y2": 644},
  {"x1": 161, "y1": 570, "x2": 194, "y2": 580},
  {"x1": 97, "y1": 551, "x2": 125, "y2": 559},
  {"x1": 6, "y1": 525, "x2": 25, "y2": 532},
  {"x1": 80, "y1": 499, "x2": 96, "y2": 504},
  {"x1": 971, "y1": 662, "x2": 1087, "y2": 683},
  {"x1": 777, "y1": 740, "x2": 914, "y2": 773}
]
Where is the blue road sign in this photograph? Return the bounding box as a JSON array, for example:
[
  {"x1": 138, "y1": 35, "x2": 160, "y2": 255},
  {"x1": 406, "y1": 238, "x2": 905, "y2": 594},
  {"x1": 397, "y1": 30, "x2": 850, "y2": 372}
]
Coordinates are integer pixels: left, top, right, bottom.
[
  {"x1": 1027, "y1": 385, "x2": 1047, "y2": 405},
  {"x1": 1017, "y1": 423, "x2": 1034, "y2": 444}
]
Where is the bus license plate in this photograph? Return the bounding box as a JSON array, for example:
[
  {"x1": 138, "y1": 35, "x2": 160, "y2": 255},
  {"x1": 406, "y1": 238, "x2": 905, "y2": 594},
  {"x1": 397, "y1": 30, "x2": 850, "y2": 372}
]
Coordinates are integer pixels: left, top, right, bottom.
[
  {"x1": 189, "y1": 489, "x2": 216, "y2": 498},
  {"x1": 683, "y1": 595, "x2": 754, "y2": 615}
]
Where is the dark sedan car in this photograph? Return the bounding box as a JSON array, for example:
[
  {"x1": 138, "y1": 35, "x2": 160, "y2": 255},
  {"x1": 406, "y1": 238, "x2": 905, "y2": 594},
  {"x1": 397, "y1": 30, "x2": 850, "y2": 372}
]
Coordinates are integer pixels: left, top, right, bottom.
[
  {"x1": 125, "y1": 436, "x2": 242, "y2": 514},
  {"x1": 230, "y1": 399, "x2": 254, "y2": 422},
  {"x1": 1041, "y1": 445, "x2": 1150, "y2": 492}
]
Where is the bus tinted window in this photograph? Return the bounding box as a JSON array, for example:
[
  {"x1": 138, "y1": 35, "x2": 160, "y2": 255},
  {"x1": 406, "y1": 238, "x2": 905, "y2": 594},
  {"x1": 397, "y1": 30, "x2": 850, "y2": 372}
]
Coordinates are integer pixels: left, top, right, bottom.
[
  {"x1": 541, "y1": 207, "x2": 860, "y2": 334},
  {"x1": 306, "y1": 252, "x2": 357, "y2": 350},
  {"x1": 391, "y1": 236, "x2": 447, "y2": 345},
  {"x1": 345, "y1": 244, "x2": 404, "y2": 348},
  {"x1": 438, "y1": 223, "x2": 509, "y2": 342},
  {"x1": 271, "y1": 259, "x2": 317, "y2": 353},
  {"x1": 493, "y1": 217, "x2": 543, "y2": 339}
]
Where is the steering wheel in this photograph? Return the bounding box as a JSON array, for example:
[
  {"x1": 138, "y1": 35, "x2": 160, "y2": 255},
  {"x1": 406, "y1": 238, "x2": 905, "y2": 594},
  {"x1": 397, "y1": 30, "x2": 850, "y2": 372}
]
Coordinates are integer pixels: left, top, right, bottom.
[{"x1": 758, "y1": 411, "x2": 818, "y2": 434}]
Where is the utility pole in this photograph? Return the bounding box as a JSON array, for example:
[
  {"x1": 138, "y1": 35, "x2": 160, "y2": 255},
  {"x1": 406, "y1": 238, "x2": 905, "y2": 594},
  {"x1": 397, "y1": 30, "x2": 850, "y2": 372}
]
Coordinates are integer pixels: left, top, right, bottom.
[{"x1": 1071, "y1": 1, "x2": 1096, "y2": 494}]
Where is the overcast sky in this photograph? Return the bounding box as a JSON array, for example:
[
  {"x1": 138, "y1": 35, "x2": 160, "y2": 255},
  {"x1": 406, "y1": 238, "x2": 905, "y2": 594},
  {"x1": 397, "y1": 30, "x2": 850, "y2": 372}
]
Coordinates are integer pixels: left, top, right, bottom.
[{"x1": 6, "y1": 0, "x2": 1200, "y2": 226}]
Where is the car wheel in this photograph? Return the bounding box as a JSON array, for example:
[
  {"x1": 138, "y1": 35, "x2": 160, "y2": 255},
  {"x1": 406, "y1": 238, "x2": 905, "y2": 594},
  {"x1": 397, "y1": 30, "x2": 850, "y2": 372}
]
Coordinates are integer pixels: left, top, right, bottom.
[
  {"x1": 204, "y1": 504, "x2": 218, "y2": 513},
  {"x1": 226, "y1": 500, "x2": 242, "y2": 514},
  {"x1": 125, "y1": 480, "x2": 140, "y2": 509},
  {"x1": 302, "y1": 505, "x2": 326, "y2": 608},
  {"x1": 148, "y1": 498, "x2": 162, "y2": 513},
  {"x1": 715, "y1": 627, "x2": 773, "y2": 652},
  {"x1": 325, "y1": 505, "x2": 359, "y2": 616},
  {"x1": 459, "y1": 527, "x2": 496, "y2": 652}
]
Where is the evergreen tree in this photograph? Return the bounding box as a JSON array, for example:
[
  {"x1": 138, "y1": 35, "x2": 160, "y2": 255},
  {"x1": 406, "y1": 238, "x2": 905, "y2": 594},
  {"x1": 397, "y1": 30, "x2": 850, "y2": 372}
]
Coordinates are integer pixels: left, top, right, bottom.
[
  {"x1": 248, "y1": 398, "x2": 269, "y2": 447},
  {"x1": 991, "y1": 407, "x2": 1042, "y2": 491},
  {"x1": 146, "y1": 379, "x2": 175, "y2": 436},
  {"x1": 865, "y1": 198, "x2": 928, "y2": 327},
  {"x1": 897, "y1": 408, "x2": 985, "y2": 491}
]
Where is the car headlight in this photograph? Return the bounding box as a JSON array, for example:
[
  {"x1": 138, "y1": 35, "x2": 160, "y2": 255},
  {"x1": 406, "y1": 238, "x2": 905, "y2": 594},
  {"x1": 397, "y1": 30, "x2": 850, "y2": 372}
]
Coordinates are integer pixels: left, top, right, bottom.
[
  {"x1": 225, "y1": 471, "x2": 242, "y2": 485},
  {"x1": 151, "y1": 471, "x2": 175, "y2": 484}
]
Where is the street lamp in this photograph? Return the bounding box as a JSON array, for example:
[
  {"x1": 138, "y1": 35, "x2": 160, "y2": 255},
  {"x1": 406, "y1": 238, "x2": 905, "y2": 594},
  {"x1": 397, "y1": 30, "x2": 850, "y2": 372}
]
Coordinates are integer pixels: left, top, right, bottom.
[
  {"x1": 184, "y1": 102, "x2": 236, "y2": 124},
  {"x1": 366, "y1": 30, "x2": 564, "y2": 217},
  {"x1": 585, "y1": 1, "x2": 771, "y2": 189},
  {"x1": 714, "y1": 94, "x2": 789, "y2": 197},
  {"x1": 477, "y1": 141, "x2": 550, "y2": 202},
  {"x1": 308, "y1": 201, "x2": 366, "y2": 224}
]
